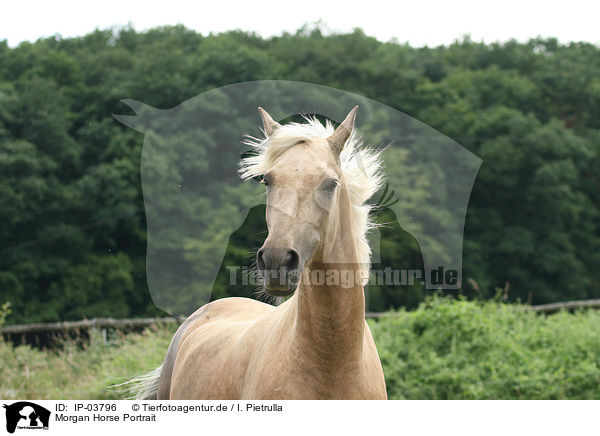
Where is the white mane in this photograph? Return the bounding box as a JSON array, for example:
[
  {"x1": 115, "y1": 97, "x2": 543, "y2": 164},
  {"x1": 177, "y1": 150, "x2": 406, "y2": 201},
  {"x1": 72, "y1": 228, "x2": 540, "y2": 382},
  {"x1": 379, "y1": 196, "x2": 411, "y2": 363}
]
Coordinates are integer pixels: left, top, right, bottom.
[{"x1": 239, "y1": 116, "x2": 385, "y2": 281}]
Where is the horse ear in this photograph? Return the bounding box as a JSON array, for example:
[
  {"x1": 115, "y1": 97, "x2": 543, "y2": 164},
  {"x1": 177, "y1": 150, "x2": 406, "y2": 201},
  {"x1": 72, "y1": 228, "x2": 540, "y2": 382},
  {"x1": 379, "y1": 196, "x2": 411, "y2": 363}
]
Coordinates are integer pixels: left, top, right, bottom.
[
  {"x1": 328, "y1": 106, "x2": 359, "y2": 155},
  {"x1": 257, "y1": 107, "x2": 281, "y2": 137},
  {"x1": 112, "y1": 99, "x2": 156, "y2": 133}
]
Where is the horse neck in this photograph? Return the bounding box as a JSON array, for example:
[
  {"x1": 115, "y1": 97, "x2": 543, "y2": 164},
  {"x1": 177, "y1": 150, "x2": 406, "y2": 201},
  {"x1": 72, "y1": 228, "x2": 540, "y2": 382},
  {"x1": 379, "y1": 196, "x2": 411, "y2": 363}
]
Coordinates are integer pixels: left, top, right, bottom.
[{"x1": 290, "y1": 182, "x2": 366, "y2": 368}]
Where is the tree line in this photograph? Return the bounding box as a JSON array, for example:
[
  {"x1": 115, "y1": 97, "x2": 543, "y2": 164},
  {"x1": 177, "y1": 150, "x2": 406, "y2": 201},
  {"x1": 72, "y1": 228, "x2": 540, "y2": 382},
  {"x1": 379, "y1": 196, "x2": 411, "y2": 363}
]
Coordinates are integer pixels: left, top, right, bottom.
[{"x1": 0, "y1": 25, "x2": 599, "y2": 323}]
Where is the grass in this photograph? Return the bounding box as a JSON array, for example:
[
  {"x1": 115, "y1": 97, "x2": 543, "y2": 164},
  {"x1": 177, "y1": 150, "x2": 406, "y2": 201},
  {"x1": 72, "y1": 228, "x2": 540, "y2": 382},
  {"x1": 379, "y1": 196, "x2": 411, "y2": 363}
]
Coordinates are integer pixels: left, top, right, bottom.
[
  {"x1": 0, "y1": 324, "x2": 176, "y2": 399},
  {"x1": 1, "y1": 297, "x2": 600, "y2": 399}
]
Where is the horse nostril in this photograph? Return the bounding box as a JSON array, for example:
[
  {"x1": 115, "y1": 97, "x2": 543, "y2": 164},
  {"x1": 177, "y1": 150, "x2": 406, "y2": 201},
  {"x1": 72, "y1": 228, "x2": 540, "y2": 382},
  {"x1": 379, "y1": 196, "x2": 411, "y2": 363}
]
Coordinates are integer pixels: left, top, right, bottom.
[
  {"x1": 258, "y1": 248, "x2": 298, "y2": 271},
  {"x1": 257, "y1": 249, "x2": 266, "y2": 270},
  {"x1": 285, "y1": 250, "x2": 299, "y2": 270}
]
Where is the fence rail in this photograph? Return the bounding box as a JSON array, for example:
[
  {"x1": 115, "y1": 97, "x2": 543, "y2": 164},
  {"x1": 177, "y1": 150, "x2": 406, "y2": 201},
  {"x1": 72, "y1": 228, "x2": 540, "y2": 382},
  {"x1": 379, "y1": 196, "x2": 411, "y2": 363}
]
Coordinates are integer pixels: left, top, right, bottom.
[
  {"x1": 3, "y1": 299, "x2": 600, "y2": 336},
  {"x1": 524, "y1": 298, "x2": 600, "y2": 312},
  {"x1": 0, "y1": 316, "x2": 178, "y2": 335}
]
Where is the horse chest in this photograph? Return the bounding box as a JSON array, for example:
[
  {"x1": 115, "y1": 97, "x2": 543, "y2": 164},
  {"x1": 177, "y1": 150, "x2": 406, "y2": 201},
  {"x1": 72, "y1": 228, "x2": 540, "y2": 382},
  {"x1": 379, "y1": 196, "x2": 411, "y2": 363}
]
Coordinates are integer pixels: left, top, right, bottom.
[{"x1": 242, "y1": 347, "x2": 381, "y2": 400}]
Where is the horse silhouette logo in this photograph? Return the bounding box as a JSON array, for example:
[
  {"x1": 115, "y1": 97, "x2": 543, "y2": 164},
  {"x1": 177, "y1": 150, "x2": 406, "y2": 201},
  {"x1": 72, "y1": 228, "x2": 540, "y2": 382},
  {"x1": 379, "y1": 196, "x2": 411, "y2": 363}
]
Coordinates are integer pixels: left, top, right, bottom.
[
  {"x1": 113, "y1": 80, "x2": 481, "y2": 316},
  {"x1": 2, "y1": 402, "x2": 50, "y2": 433}
]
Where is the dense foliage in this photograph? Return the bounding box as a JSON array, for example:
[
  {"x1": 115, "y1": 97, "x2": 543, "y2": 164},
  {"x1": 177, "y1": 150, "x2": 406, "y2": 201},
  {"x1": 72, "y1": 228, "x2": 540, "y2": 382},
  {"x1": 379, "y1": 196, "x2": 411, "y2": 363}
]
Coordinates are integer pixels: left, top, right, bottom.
[
  {"x1": 0, "y1": 25, "x2": 599, "y2": 323},
  {"x1": 2, "y1": 298, "x2": 599, "y2": 399},
  {"x1": 371, "y1": 297, "x2": 600, "y2": 399}
]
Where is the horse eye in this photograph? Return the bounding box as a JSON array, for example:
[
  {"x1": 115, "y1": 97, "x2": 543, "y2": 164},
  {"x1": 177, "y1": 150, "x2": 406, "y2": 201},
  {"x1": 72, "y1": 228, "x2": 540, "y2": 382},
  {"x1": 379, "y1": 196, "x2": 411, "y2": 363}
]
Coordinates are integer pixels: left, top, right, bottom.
[
  {"x1": 261, "y1": 176, "x2": 269, "y2": 186},
  {"x1": 324, "y1": 179, "x2": 339, "y2": 191}
]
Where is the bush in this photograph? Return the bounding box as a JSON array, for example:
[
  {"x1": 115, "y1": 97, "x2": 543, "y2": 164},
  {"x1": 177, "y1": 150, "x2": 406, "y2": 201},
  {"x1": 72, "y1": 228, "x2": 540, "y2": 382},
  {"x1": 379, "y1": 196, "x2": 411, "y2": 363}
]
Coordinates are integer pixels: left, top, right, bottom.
[{"x1": 369, "y1": 297, "x2": 600, "y2": 399}]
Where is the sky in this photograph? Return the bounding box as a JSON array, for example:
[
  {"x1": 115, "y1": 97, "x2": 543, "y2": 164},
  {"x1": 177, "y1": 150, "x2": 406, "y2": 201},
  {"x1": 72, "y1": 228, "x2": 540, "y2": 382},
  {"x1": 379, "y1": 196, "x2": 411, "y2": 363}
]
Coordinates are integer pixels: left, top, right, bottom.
[{"x1": 2, "y1": 0, "x2": 599, "y2": 48}]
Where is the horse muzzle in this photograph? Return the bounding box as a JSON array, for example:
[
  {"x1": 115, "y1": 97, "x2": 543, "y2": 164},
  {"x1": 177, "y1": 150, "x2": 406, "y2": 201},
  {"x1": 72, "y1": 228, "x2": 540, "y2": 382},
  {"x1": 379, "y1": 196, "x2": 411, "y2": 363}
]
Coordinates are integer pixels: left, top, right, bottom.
[{"x1": 257, "y1": 246, "x2": 301, "y2": 296}]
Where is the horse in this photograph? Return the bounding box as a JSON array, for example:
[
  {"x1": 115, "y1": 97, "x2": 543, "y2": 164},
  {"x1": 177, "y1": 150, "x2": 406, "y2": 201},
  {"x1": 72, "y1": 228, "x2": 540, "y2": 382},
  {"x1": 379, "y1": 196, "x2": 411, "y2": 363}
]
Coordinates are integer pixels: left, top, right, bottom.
[{"x1": 130, "y1": 106, "x2": 387, "y2": 399}]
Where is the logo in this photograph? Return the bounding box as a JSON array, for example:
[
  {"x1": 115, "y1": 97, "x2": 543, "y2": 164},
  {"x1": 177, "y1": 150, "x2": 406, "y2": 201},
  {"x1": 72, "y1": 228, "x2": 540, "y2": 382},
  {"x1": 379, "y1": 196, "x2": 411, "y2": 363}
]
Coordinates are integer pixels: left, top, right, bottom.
[
  {"x1": 113, "y1": 80, "x2": 481, "y2": 317},
  {"x1": 2, "y1": 402, "x2": 50, "y2": 434}
]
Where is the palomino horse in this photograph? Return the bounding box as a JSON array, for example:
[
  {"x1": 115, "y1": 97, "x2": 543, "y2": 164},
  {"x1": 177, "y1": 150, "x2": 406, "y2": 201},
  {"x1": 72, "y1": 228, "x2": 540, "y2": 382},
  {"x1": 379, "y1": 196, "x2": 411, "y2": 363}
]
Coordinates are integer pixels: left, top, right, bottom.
[{"x1": 132, "y1": 107, "x2": 387, "y2": 399}]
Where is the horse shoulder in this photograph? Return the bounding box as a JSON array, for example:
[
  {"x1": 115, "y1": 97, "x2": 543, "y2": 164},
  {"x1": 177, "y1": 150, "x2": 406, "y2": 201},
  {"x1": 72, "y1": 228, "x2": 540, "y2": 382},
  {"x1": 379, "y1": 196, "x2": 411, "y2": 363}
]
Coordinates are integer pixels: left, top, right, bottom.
[{"x1": 160, "y1": 297, "x2": 274, "y2": 399}]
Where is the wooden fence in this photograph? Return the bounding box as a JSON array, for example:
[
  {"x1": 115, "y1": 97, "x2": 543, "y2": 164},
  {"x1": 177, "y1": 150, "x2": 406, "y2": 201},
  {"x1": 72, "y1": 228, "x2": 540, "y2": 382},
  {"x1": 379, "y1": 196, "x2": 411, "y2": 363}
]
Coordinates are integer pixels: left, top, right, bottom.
[
  {"x1": 2, "y1": 298, "x2": 600, "y2": 338},
  {"x1": 0, "y1": 316, "x2": 178, "y2": 335}
]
